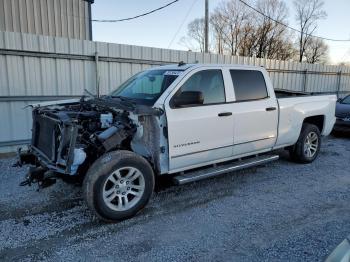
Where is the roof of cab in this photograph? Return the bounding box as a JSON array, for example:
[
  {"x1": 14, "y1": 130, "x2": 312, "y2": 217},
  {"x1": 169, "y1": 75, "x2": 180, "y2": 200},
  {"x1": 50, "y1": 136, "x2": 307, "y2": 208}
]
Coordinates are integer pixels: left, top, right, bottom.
[{"x1": 150, "y1": 63, "x2": 264, "y2": 71}]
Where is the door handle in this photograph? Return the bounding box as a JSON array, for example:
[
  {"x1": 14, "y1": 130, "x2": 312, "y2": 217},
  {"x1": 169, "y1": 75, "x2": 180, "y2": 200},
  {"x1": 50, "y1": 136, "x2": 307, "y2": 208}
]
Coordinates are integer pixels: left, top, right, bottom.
[
  {"x1": 266, "y1": 107, "x2": 277, "y2": 111},
  {"x1": 218, "y1": 112, "x2": 232, "y2": 117}
]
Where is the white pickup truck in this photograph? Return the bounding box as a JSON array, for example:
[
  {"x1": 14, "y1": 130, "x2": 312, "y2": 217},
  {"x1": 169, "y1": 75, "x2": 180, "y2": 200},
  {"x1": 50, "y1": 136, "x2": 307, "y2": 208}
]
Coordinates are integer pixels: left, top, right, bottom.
[{"x1": 18, "y1": 63, "x2": 336, "y2": 221}]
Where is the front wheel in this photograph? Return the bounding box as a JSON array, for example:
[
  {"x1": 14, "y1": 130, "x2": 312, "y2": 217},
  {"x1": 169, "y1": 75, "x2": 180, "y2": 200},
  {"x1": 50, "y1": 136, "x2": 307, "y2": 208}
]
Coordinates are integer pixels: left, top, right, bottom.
[
  {"x1": 83, "y1": 150, "x2": 155, "y2": 222},
  {"x1": 289, "y1": 123, "x2": 321, "y2": 163}
]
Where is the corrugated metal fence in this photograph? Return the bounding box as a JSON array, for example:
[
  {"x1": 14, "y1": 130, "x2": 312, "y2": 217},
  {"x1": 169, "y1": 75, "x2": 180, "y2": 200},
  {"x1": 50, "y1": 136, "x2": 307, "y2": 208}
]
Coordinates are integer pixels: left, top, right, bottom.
[
  {"x1": 0, "y1": 0, "x2": 92, "y2": 40},
  {"x1": 0, "y1": 31, "x2": 350, "y2": 153}
]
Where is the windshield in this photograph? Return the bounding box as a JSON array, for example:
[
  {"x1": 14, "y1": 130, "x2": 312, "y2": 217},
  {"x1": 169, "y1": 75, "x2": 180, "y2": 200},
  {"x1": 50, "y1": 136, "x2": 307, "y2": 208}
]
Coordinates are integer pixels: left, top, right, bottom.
[
  {"x1": 110, "y1": 69, "x2": 183, "y2": 105},
  {"x1": 341, "y1": 95, "x2": 350, "y2": 104}
]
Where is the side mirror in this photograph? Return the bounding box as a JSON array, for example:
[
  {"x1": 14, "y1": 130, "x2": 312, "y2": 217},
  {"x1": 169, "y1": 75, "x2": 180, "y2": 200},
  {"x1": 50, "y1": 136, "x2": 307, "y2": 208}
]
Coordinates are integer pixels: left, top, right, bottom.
[
  {"x1": 172, "y1": 91, "x2": 204, "y2": 108},
  {"x1": 337, "y1": 98, "x2": 342, "y2": 103}
]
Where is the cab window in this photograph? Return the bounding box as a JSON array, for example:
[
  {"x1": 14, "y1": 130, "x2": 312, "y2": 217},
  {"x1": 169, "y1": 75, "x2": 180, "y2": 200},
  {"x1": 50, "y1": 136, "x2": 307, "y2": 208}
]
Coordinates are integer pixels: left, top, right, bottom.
[
  {"x1": 173, "y1": 69, "x2": 226, "y2": 106},
  {"x1": 230, "y1": 70, "x2": 268, "y2": 101}
]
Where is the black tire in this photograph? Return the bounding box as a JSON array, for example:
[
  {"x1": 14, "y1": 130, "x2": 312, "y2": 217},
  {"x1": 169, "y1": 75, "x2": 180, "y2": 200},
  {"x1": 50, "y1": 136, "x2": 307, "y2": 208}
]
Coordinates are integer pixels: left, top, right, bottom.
[
  {"x1": 289, "y1": 123, "x2": 321, "y2": 163},
  {"x1": 83, "y1": 150, "x2": 155, "y2": 222}
]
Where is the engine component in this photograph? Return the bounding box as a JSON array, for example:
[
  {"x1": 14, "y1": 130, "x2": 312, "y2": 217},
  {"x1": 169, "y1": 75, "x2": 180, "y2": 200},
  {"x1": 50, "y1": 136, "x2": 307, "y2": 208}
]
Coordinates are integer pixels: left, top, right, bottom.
[
  {"x1": 19, "y1": 166, "x2": 57, "y2": 190},
  {"x1": 96, "y1": 125, "x2": 132, "y2": 151},
  {"x1": 70, "y1": 148, "x2": 87, "y2": 175},
  {"x1": 100, "y1": 113, "x2": 113, "y2": 128},
  {"x1": 13, "y1": 148, "x2": 37, "y2": 167},
  {"x1": 97, "y1": 126, "x2": 118, "y2": 141}
]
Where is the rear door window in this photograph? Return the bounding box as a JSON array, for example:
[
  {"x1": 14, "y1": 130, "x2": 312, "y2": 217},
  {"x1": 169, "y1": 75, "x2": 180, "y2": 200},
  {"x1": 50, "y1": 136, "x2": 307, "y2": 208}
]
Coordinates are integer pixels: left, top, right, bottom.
[{"x1": 230, "y1": 70, "x2": 268, "y2": 101}]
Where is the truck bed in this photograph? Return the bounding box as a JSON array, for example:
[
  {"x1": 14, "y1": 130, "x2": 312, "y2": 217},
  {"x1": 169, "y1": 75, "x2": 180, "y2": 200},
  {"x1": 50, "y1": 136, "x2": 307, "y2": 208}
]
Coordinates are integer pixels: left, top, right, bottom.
[
  {"x1": 275, "y1": 89, "x2": 310, "y2": 98},
  {"x1": 275, "y1": 89, "x2": 336, "y2": 98},
  {"x1": 274, "y1": 93, "x2": 337, "y2": 149}
]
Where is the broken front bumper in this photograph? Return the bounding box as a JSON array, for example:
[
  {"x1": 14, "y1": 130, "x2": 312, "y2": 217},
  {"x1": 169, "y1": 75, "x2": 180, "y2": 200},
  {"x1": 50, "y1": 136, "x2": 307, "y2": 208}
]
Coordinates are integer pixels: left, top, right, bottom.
[{"x1": 17, "y1": 131, "x2": 80, "y2": 188}]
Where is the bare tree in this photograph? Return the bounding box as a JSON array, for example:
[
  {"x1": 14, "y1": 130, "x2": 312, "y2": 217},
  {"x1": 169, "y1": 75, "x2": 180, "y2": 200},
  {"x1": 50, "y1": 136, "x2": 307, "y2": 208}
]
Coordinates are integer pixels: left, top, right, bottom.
[
  {"x1": 269, "y1": 34, "x2": 298, "y2": 60},
  {"x1": 238, "y1": 19, "x2": 257, "y2": 57},
  {"x1": 339, "y1": 61, "x2": 350, "y2": 67},
  {"x1": 183, "y1": 0, "x2": 297, "y2": 61},
  {"x1": 294, "y1": 0, "x2": 327, "y2": 62},
  {"x1": 213, "y1": 0, "x2": 251, "y2": 56},
  {"x1": 210, "y1": 11, "x2": 226, "y2": 54},
  {"x1": 183, "y1": 18, "x2": 206, "y2": 52},
  {"x1": 304, "y1": 38, "x2": 328, "y2": 63},
  {"x1": 208, "y1": 0, "x2": 295, "y2": 60},
  {"x1": 254, "y1": 0, "x2": 290, "y2": 59}
]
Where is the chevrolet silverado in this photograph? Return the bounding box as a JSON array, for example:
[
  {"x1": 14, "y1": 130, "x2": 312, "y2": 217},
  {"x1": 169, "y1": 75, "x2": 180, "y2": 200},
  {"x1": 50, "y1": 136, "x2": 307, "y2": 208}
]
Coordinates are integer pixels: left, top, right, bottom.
[{"x1": 17, "y1": 63, "x2": 336, "y2": 221}]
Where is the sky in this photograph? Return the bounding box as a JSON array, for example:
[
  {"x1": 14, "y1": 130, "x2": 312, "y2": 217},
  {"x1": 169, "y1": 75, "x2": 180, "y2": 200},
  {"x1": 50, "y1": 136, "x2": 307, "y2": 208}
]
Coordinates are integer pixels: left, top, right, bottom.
[{"x1": 91, "y1": 0, "x2": 350, "y2": 64}]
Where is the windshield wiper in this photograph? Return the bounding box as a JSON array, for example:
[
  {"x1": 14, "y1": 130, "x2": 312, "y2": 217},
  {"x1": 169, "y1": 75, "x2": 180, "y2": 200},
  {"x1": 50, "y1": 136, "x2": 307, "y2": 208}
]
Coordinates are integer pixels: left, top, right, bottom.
[
  {"x1": 104, "y1": 95, "x2": 136, "y2": 107},
  {"x1": 110, "y1": 95, "x2": 128, "y2": 100}
]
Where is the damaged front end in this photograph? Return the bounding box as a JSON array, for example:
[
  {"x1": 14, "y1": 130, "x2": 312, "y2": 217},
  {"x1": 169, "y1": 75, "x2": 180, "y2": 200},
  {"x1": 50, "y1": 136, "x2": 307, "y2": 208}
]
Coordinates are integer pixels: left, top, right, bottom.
[{"x1": 18, "y1": 96, "x2": 163, "y2": 189}]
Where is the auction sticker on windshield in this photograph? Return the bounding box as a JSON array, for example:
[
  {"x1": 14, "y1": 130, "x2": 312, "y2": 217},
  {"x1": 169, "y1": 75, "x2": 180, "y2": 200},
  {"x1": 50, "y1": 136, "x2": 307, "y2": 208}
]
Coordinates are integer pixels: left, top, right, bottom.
[{"x1": 164, "y1": 71, "x2": 182, "y2": 76}]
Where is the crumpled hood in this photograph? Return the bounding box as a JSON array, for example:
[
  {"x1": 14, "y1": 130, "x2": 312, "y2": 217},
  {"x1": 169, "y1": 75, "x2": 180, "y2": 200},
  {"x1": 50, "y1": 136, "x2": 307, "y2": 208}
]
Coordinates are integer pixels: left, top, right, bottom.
[
  {"x1": 29, "y1": 99, "x2": 81, "y2": 108},
  {"x1": 336, "y1": 102, "x2": 350, "y2": 118},
  {"x1": 29, "y1": 97, "x2": 163, "y2": 117}
]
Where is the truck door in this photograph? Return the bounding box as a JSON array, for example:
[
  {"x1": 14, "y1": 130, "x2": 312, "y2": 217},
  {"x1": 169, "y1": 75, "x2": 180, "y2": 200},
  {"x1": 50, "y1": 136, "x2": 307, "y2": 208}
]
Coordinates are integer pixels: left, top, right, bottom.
[
  {"x1": 227, "y1": 69, "x2": 278, "y2": 156},
  {"x1": 164, "y1": 68, "x2": 234, "y2": 171}
]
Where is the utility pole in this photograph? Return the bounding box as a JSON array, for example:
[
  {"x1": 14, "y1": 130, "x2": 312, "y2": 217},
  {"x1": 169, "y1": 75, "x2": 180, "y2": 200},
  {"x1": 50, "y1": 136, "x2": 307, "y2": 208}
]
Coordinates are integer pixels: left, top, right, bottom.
[{"x1": 204, "y1": 0, "x2": 209, "y2": 53}]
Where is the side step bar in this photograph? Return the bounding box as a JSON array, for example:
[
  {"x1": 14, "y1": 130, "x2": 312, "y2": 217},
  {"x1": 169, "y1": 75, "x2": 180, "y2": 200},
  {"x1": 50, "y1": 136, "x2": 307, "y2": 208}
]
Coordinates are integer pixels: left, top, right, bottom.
[{"x1": 173, "y1": 155, "x2": 279, "y2": 185}]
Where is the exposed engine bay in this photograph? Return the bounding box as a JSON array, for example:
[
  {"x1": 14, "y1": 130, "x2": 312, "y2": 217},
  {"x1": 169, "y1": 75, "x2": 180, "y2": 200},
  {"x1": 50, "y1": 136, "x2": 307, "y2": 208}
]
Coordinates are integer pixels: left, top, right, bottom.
[{"x1": 18, "y1": 96, "x2": 164, "y2": 188}]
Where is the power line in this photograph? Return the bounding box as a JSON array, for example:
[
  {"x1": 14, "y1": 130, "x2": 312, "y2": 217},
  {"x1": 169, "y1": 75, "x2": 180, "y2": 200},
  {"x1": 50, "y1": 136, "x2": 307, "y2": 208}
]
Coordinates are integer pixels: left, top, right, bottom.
[
  {"x1": 92, "y1": 0, "x2": 180, "y2": 23},
  {"x1": 168, "y1": 0, "x2": 198, "y2": 48},
  {"x1": 237, "y1": 0, "x2": 350, "y2": 42}
]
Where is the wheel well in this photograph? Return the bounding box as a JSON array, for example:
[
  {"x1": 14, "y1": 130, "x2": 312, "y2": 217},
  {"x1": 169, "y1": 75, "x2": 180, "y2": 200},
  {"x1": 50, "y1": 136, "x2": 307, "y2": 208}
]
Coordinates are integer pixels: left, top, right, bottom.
[{"x1": 303, "y1": 115, "x2": 324, "y2": 133}]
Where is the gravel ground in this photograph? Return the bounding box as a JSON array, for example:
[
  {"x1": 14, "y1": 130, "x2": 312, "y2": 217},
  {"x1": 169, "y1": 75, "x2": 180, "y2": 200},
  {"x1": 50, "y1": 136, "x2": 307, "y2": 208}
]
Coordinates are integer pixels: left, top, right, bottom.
[{"x1": 0, "y1": 134, "x2": 349, "y2": 262}]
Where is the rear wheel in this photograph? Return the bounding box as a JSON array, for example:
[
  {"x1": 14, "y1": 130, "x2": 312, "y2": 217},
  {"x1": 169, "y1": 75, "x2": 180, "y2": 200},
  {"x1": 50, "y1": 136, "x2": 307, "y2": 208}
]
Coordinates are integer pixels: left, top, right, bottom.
[
  {"x1": 289, "y1": 123, "x2": 321, "y2": 163},
  {"x1": 83, "y1": 150, "x2": 155, "y2": 222}
]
